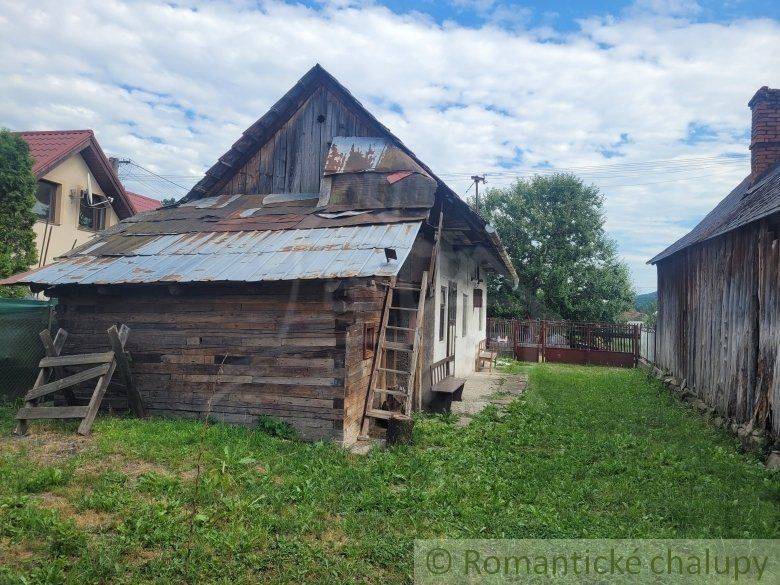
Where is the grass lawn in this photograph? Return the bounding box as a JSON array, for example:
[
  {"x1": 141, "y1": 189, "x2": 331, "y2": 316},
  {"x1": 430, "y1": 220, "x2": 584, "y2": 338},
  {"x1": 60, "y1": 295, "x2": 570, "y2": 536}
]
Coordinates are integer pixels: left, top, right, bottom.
[{"x1": 0, "y1": 363, "x2": 778, "y2": 583}]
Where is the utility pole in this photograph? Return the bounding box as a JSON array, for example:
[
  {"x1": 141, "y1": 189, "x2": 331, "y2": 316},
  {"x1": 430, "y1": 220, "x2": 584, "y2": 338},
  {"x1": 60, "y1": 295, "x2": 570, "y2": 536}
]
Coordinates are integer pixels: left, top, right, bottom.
[{"x1": 471, "y1": 174, "x2": 486, "y2": 212}]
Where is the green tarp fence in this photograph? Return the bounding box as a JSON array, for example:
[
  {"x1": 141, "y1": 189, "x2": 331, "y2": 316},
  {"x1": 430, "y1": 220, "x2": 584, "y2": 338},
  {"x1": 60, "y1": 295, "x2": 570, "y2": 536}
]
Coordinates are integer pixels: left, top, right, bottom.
[{"x1": 0, "y1": 298, "x2": 56, "y2": 401}]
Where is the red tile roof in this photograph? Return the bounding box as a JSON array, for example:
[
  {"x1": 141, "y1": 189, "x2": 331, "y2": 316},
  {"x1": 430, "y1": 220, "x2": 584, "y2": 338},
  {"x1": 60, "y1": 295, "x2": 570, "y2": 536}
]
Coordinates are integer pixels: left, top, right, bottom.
[
  {"x1": 15, "y1": 129, "x2": 135, "y2": 219},
  {"x1": 126, "y1": 191, "x2": 161, "y2": 213},
  {"x1": 17, "y1": 130, "x2": 94, "y2": 177}
]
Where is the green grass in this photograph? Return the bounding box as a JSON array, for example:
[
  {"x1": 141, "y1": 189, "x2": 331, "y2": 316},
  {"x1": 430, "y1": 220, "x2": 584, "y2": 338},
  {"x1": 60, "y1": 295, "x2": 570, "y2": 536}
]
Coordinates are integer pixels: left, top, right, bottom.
[{"x1": 0, "y1": 363, "x2": 777, "y2": 583}]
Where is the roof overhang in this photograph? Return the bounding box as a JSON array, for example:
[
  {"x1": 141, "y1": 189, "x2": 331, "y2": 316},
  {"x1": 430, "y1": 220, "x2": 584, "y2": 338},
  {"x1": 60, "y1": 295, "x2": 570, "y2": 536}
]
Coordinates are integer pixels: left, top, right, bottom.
[{"x1": 1, "y1": 223, "x2": 423, "y2": 289}]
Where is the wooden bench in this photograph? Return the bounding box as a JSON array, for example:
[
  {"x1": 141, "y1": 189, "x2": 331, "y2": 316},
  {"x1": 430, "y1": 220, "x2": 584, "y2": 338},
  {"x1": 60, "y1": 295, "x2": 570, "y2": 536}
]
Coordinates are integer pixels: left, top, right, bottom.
[
  {"x1": 476, "y1": 338, "x2": 499, "y2": 372},
  {"x1": 429, "y1": 355, "x2": 466, "y2": 413}
]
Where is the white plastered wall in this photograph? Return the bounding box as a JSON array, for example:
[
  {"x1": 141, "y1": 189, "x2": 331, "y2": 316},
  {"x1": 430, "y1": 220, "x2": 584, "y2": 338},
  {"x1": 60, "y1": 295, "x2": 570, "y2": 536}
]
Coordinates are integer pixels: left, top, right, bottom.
[
  {"x1": 430, "y1": 244, "x2": 487, "y2": 378},
  {"x1": 32, "y1": 152, "x2": 119, "y2": 266}
]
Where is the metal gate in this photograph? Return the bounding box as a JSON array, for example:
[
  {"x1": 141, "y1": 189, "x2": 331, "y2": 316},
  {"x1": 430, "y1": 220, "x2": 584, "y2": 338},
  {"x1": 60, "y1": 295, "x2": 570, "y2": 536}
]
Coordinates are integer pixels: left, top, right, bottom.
[{"x1": 488, "y1": 319, "x2": 640, "y2": 368}]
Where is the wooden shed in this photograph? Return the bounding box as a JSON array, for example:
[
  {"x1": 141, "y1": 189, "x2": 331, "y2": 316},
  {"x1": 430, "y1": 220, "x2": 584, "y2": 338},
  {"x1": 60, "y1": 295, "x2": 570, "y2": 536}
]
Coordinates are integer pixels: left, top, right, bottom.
[
  {"x1": 650, "y1": 86, "x2": 780, "y2": 441},
  {"x1": 5, "y1": 65, "x2": 517, "y2": 445}
]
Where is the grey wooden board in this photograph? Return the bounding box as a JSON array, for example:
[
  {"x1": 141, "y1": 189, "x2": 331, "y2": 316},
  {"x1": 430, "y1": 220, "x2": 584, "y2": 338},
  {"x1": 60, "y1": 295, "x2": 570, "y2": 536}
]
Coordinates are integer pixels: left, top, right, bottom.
[
  {"x1": 25, "y1": 363, "x2": 110, "y2": 401},
  {"x1": 40, "y1": 352, "x2": 114, "y2": 368},
  {"x1": 17, "y1": 406, "x2": 90, "y2": 419}
]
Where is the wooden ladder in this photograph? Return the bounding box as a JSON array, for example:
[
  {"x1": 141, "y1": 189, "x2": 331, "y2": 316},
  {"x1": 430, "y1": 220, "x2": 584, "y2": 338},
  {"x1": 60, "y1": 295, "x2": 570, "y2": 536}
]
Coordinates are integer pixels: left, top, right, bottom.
[
  {"x1": 360, "y1": 271, "x2": 428, "y2": 438},
  {"x1": 14, "y1": 324, "x2": 145, "y2": 436}
]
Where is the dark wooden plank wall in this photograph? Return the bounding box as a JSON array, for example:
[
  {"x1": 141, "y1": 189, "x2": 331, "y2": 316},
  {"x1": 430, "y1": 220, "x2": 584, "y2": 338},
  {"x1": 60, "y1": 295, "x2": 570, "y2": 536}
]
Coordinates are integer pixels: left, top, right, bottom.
[
  {"x1": 217, "y1": 86, "x2": 382, "y2": 197},
  {"x1": 656, "y1": 216, "x2": 779, "y2": 436},
  {"x1": 53, "y1": 281, "x2": 384, "y2": 442}
]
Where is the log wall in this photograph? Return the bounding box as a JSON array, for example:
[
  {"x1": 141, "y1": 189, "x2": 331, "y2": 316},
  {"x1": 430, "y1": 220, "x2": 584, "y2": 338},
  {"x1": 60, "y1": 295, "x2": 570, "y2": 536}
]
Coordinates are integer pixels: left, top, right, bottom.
[
  {"x1": 52, "y1": 279, "x2": 384, "y2": 443},
  {"x1": 656, "y1": 216, "x2": 779, "y2": 437}
]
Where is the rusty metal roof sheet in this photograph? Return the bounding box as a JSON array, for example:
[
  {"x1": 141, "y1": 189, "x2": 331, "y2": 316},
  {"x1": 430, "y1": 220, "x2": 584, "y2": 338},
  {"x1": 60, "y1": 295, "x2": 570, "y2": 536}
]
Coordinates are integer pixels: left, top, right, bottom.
[
  {"x1": 650, "y1": 165, "x2": 780, "y2": 263},
  {"x1": 323, "y1": 137, "x2": 427, "y2": 176},
  {"x1": 7, "y1": 223, "x2": 422, "y2": 286}
]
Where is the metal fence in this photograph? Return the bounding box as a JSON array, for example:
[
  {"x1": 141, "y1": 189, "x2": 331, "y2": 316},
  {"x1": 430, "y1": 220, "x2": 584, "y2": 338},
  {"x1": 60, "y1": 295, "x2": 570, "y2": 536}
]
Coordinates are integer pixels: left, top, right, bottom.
[
  {"x1": 0, "y1": 298, "x2": 56, "y2": 401},
  {"x1": 487, "y1": 318, "x2": 640, "y2": 367}
]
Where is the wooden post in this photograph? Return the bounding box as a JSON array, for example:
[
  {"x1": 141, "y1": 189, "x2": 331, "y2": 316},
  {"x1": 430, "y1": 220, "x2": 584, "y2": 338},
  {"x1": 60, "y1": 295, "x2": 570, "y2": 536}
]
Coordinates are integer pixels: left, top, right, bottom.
[
  {"x1": 540, "y1": 320, "x2": 547, "y2": 363},
  {"x1": 14, "y1": 329, "x2": 68, "y2": 436},
  {"x1": 77, "y1": 360, "x2": 117, "y2": 436},
  {"x1": 40, "y1": 329, "x2": 74, "y2": 404},
  {"x1": 107, "y1": 324, "x2": 145, "y2": 417},
  {"x1": 633, "y1": 324, "x2": 640, "y2": 367}
]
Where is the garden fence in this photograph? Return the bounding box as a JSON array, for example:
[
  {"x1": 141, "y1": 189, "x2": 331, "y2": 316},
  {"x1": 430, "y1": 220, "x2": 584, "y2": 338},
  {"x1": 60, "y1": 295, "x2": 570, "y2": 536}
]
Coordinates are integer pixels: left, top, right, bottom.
[
  {"x1": 487, "y1": 318, "x2": 642, "y2": 368},
  {"x1": 0, "y1": 298, "x2": 56, "y2": 401}
]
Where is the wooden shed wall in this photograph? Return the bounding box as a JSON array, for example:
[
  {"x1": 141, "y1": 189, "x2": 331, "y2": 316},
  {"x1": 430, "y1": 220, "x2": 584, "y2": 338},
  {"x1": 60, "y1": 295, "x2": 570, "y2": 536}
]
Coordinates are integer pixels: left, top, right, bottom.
[
  {"x1": 656, "y1": 216, "x2": 779, "y2": 436},
  {"x1": 53, "y1": 280, "x2": 383, "y2": 442},
  {"x1": 215, "y1": 85, "x2": 382, "y2": 198}
]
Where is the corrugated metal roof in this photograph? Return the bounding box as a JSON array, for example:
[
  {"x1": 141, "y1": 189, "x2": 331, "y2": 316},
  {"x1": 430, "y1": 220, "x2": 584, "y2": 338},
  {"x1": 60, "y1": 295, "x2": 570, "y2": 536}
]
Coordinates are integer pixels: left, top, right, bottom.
[
  {"x1": 650, "y1": 165, "x2": 780, "y2": 264},
  {"x1": 8, "y1": 223, "x2": 422, "y2": 286}
]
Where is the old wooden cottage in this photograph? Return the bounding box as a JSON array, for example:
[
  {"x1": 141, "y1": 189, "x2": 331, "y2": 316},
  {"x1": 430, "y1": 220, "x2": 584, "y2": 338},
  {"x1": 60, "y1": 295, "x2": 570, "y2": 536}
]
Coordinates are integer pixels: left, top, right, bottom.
[
  {"x1": 650, "y1": 86, "x2": 780, "y2": 441},
  {"x1": 5, "y1": 65, "x2": 517, "y2": 444}
]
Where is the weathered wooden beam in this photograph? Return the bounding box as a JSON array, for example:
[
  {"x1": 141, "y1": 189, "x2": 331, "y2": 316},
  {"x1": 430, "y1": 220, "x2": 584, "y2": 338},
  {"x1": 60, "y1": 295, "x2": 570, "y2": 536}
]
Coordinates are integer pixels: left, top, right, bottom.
[
  {"x1": 77, "y1": 360, "x2": 118, "y2": 436},
  {"x1": 25, "y1": 364, "x2": 111, "y2": 401},
  {"x1": 16, "y1": 406, "x2": 89, "y2": 420},
  {"x1": 40, "y1": 328, "x2": 75, "y2": 404},
  {"x1": 108, "y1": 324, "x2": 145, "y2": 418},
  {"x1": 40, "y1": 352, "x2": 114, "y2": 368}
]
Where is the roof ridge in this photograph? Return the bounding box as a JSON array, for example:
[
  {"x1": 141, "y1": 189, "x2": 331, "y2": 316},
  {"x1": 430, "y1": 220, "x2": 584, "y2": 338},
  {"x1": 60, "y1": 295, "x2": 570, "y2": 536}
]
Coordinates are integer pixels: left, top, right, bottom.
[{"x1": 16, "y1": 129, "x2": 93, "y2": 135}]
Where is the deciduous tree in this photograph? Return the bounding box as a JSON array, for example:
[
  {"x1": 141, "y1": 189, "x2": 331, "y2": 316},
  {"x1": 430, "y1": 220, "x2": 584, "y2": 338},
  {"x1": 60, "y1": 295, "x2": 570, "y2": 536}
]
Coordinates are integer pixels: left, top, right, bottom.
[
  {"x1": 480, "y1": 173, "x2": 634, "y2": 322},
  {"x1": 0, "y1": 129, "x2": 37, "y2": 298}
]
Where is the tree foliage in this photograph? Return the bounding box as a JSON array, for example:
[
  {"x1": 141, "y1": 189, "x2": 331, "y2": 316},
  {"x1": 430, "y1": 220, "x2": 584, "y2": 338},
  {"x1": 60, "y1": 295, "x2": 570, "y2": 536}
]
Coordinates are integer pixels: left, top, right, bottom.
[
  {"x1": 0, "y1": 129, "x2": 37, "y2": 298},
  {"x1": 480, "y1": 173, "x2": 634, "y2": 322}
]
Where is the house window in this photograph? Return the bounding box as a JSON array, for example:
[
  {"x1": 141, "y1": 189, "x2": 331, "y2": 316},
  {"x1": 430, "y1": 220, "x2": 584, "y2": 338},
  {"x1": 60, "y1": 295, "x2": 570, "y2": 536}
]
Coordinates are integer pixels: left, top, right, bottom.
[
  {"x1": 363, "y1": 323, "x2": 376, "y2": 359},
  {"x1": 33, "y1": 181, "x2": 57, "y2": 221},
  {"x1": 79, "y1": 198, "x2": 106, "y2": 231},
  {"x1": 462, "y1": 293, "x2": 468, "y2": 337},
  {"x1": 474, "y1": 288, "x2": 484, "y2": 331},
  {"x1": 439, "y1": 286, "x2": 446, "y2": 342}
]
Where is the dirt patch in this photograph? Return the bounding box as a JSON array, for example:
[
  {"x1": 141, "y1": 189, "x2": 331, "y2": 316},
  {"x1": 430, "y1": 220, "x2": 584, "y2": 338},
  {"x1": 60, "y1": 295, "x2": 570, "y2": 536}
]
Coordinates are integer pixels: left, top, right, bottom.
[
  {"x1": 75, "y1": 453, "x2": 171, "y2": 482},
  {"x1": 0, "y1": 431, "x2": 94, "y2": 466},
  {"x1": 0, "y1": 537, "x2": 35, "y2": 568},
  {"x1": 73, "y1": 509, "x2": 114, "y2": 531},
  {"x1": 38, "y1": 492, "x2": 76, "y2": 516}
]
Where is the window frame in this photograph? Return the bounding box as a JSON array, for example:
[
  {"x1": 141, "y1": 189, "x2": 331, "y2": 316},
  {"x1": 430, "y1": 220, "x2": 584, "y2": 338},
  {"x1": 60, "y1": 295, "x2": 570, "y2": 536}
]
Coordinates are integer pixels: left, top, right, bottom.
[
  {"x1": 33, "y1": 180, "x2": 58, "y2": 222},
  {"x1": 462, "y1": 293, "x2": 468, "y2": 337},
  {"x1": 79, "y1": 197, "x2": 107, "y2": 231},
  {"x1": 438, "y1": 286, "x2": 447, "y2": 342}
]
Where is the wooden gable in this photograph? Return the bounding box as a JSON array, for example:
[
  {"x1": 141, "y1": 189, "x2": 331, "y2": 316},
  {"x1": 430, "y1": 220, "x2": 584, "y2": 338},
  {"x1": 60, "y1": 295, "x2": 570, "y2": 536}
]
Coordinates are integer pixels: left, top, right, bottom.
[{"x1": 214, "y1": 85, "x2": 385, "y2": 198}]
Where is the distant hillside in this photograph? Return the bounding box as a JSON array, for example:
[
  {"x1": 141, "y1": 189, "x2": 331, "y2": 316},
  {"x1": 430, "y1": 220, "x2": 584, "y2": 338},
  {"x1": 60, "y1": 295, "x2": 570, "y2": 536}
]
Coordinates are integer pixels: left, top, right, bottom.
[{"x1": 635, "y1": 291, "x2": 657, "y2": 312}]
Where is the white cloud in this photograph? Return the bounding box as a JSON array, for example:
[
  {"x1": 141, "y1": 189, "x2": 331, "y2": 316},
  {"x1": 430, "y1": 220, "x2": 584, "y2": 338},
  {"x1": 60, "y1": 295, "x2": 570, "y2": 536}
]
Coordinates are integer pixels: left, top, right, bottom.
[{"x1": 1, "y1": 0, "x2": 778, "y2": 292}]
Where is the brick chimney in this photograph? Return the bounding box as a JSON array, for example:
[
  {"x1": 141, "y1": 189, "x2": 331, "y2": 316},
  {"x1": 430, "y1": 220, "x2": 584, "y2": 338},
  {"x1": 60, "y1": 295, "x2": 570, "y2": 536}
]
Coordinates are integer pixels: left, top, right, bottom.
[{"x1": 748, "y1": 86, "x2": 780, "y2": 183}]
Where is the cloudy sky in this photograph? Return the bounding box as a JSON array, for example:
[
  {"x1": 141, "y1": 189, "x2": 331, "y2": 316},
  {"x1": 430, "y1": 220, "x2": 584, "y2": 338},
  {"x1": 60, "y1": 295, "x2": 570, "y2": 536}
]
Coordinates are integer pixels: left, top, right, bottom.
[{"x1": 1, "y1": 0, "x2": 778, "y2": 292}]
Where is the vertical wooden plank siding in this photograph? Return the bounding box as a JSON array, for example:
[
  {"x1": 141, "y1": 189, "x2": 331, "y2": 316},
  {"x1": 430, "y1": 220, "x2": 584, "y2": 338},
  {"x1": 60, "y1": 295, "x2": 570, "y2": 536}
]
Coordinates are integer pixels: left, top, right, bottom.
[
  {"x1": 215, "y1": 86, "x2": 383, "y2": 199},
  {"x1": 656, "y1": 216, "x2": 779, "y2": 436}
]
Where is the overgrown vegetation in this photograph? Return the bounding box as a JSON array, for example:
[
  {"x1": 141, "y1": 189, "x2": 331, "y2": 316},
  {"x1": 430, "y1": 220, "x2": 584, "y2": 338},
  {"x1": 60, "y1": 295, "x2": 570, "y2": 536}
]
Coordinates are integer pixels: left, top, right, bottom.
[
  {"x1": 0, "y1": 129, "x2": 37, "y2": 298},
  {"x1": 480, "y1": 174, "x2": 634, "y2": 321},
  {"x1": 0, "y1": 364, "x2": 777, "y2": 583}
]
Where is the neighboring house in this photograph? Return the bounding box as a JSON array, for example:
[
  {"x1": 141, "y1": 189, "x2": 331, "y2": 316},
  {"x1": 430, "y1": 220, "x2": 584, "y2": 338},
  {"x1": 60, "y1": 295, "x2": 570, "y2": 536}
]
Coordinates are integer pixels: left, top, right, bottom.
[
  {"x1": 4, "y1": 65, "x2": 517, "y2": 444},
  {"x1": 126, "y1": 191, "x2": 162, "y2": 214},
  {"x1": 16, "y1": 130, "x2": 136, "y2": 266},
  {"x1": 650, "y1": 87, "x2": 779, "y2": 440}
]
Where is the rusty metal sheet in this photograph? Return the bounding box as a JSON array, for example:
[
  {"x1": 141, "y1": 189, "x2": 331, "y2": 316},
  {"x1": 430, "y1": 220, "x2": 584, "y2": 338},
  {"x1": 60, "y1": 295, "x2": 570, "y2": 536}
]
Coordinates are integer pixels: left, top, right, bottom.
[
  {"x1": 323, "y1": 137, "x2": 428, "y2": 176},
  {"x1": 10, "y1": 223, "x2": 423, "y2": 286}
]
